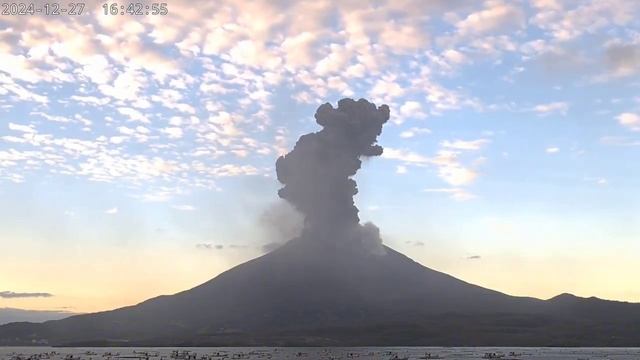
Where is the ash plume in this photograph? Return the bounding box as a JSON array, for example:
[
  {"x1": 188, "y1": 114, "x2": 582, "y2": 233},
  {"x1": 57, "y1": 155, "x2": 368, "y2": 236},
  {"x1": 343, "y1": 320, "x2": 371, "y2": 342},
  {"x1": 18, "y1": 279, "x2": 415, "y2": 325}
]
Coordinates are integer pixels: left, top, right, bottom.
[
  {"x1": 258, "y1": 200, "x2": 304, "y2": 253},
  {"x1": 276, "y1": 98, "x2": 389, "y2": 253}
]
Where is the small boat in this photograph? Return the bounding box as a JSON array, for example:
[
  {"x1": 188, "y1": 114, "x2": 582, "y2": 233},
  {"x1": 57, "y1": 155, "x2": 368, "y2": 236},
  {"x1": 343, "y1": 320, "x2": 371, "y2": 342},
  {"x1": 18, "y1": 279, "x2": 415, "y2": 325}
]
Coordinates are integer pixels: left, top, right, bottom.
[
  {"x1": 389, "y1": 355, "x2": 409, "y2": 360},
  {"x1": 482, "y1": 353, "x2": 505, "y2": 359},
  {"x1": 419, "y1": 353, "x2": 442, "y2": 359}
]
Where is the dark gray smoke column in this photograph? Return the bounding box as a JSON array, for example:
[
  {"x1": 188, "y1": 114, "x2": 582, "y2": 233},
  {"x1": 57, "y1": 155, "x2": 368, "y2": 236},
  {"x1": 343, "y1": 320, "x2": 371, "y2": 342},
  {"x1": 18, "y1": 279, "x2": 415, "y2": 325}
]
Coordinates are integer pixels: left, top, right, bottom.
[{"x1": 276, "y1": 98, "x2": 389, "y2": 251}]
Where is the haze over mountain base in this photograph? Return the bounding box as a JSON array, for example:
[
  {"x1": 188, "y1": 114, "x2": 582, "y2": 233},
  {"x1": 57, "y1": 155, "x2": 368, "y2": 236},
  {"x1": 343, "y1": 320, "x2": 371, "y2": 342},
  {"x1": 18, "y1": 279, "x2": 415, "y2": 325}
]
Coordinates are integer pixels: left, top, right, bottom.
[{"x1": 1, "y1": 239, "x2": 639, "y2": 347}]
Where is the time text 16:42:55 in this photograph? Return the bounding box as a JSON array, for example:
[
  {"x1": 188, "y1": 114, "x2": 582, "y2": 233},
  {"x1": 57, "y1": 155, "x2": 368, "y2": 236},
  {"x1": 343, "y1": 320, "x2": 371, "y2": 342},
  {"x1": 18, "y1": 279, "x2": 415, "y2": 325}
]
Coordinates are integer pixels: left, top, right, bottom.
[{"x1": 102, "y1": 2, "x2": 168, "y2": 16}]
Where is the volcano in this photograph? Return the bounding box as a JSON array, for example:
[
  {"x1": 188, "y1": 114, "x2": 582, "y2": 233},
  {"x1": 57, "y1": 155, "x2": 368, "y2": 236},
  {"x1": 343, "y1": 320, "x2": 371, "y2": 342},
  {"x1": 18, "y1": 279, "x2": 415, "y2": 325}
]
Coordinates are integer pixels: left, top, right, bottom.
[
  {"x1": 2, "y1": 99, "x2": 639, "y2": 346},
  {"x1": 2, "y1": 240, "x2": 640, "y2": 346}
]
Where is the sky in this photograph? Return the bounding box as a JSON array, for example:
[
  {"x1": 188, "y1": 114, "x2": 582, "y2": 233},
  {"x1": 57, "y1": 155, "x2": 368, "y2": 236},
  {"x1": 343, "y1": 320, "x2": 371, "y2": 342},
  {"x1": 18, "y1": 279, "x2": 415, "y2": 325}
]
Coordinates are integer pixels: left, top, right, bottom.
[{"x1": 1, "y1": 0, "x2": 639, "y2": 318}]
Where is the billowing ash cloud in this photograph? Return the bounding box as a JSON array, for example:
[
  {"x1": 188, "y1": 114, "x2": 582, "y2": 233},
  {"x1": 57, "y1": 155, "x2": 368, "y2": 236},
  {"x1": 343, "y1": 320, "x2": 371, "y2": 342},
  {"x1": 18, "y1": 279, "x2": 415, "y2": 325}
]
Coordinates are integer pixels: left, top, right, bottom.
[
  {"x1": 0, "y1": 291, "x2": 53, "y2": 299},
  {"x1": 258, "y1": 200, "x2": 304, "y2": 252},
  {"x1": 276, "y1": 98, "x2": 389, "y2": 253}
]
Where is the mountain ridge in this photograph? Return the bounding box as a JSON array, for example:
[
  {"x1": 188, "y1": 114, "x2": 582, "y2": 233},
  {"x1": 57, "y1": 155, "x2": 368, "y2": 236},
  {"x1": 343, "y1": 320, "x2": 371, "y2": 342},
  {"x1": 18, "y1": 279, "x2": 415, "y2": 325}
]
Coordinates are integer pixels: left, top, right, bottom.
[{"x1": 2, "y1": 240, "x2": 639, "y2": 347}]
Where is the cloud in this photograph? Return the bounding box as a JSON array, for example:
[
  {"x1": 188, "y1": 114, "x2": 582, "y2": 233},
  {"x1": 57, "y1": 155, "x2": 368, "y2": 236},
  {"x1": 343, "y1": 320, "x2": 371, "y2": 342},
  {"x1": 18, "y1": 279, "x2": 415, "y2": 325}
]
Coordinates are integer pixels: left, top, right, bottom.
[
  {"x1": 31, "y1": 112, "x2": 71, "y2": 123},
  {"x1": 228, "y1": 244, "x2": 249, "y2": 249},
  {"x1": 604, "y1": 43, "x2": 640, "y2": 78},
  {"x1": 379, "y1": 22, "x2": 428, "y2": 53},
  {"x1": 442, "y1": 49, "x2": 467, "y2": 65},
  {"x1": 435, "y1": 160, "x2": 478, "y2": 186},
  {"x1": 385, "y1": 145, "x2": 484, "y2": 187},
  {"x1": 0, "y1": 291, "x2": 53, "y2": 299},
  {"x1": 172, "y1": 205, "x2": 196, "y2": 211},
  {"x1": 161, "y1": 127, "x2": 184, "y2": 139},
  {"x1": 405, "y1": 240, "x2": 425, "y2": 247},
  {"x1": 399, "y1": 127, "x2": 431, "y2": 139},
  {"x1": 600, "y1": 136, "x2": 640, "y2": 147},
  {"x1": 584, "y1": 177, "x2": 608, "y2": 186},
  {"x1": 424, "y1": 188, "x2": 477, "y2": 201},
  {"x1": 441, "y1": 139, "x2": 489, "y2": 151},
  {"x1": 314, "y1": 44, "x2": 352, "y2": 76},
  {"x1": 616, "y1": 112, "x2": 640, "y2": 131},
  {"x1": 70, "y1": 95, "x2": 110, "y2": 106},
  {"x1": 546, "y1": 147, "x2": 560, "y2": 154},
  {"x1": 117, "y1": 107, "x2": 150, "y2": 123},
  {"x1": 455, "y1": 1, "x2": 525, "y2": 37},
  {"x1": 530, "y1": 0, "x2": 639, "y2": 42},
  {"x1": 8, "y1": 123, "x2": 36, "y2": 133},
  {"x1": 195, "y1": 243, "x2": 223, "y2": 250},
  {"x1": 281, "y1": 32, "x2": 318, "y2": 69},
  {"x1": 399, "y1": 101, "x2": 426, "y2": 119},
  {"x1": 531, "y1": 102, "x2": 569, "y2": 116},
  {"x1": 369, "y1": 75, "x2": 405, "y2": 103},
  {"x1": 133, "y1": 187, "x2": 184, "y2": 203},
  {"x1": 105, "y1": 207, "x2": 118, "y2": 215},
  {"x1": 382, "y1": 148, "x2": 430, "y2": 165}
]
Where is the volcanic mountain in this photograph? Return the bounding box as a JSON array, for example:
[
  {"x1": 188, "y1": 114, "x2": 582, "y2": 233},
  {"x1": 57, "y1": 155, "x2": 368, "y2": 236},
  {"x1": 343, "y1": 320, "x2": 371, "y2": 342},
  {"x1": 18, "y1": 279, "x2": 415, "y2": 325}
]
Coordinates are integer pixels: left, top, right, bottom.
[
  {"x1": 2, "y1": 99, "x2": 639, "y2": 346},
  {"x1": 2, "y1": 240, "x2": 640, "y2": 346}
]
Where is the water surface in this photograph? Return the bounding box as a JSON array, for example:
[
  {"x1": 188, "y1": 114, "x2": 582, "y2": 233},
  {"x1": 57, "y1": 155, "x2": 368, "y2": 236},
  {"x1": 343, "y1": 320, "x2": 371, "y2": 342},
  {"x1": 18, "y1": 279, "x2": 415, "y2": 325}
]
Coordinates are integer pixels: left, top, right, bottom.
[{"x1": 2, "y1": 347, "x2": 639, "y2": 360}]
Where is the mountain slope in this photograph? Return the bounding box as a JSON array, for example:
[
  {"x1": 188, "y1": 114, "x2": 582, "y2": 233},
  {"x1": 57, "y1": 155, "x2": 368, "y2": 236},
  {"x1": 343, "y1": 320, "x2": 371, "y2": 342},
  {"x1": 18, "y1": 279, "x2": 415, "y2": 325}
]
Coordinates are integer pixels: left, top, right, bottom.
[{"x1": 1, "y1": 240, "x2": 639, "y2": 346}]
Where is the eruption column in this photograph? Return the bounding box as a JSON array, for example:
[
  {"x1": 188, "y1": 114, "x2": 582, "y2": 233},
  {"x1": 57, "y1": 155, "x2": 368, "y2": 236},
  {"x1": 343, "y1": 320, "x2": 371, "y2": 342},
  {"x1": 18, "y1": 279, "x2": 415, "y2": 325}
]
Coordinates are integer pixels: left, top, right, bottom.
[{"x1": 276, "y1": 98, "x2": 389, "y2": 248}]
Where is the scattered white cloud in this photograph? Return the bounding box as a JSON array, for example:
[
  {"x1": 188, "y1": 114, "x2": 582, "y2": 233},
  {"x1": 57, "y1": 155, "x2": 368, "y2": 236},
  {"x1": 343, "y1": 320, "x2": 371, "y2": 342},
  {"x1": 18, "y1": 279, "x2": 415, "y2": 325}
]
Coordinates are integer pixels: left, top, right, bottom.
[
  {"x1": 600, "y1": 136, "x2": 640, "y2": 147},
  {"x1": 118, "y1": 107, "x2": 150, "y2": 123},
  {"x1": 530, "y1": 0, "x2": 639, "y2": 42},
  {"x1": 531, "y1": 102, "x2": 569, "y2": 116},
  {"x1": 369, "y1": 75, "x2": 405, "y2": 103},
  {"x1": 384, "y1": 146, "x2": 483, "y2": 188},
  {"x1": 437, "y1": 164, "x2": 478, "y2": 187},
  {"x1": 442, "y1": 49, "x2": 467, "y2": 65},
  {"x1": 616, "y1": 112, "x2": 640, "y2": 131},
  {"x1": 424, "y1": 187, "x2": 477, "y2": 201},
  {"x1": 399, "y1": 127, "x2": 431, "y2": 139},
  {"x1": 382, "y1": 148, "x2": 430, "y2": 165},
  {"x1": 172, "y1": 205, "x2": 196, "y2": 211},
  {"x1": 8, "y1": 123, "x2": 36, "y2": 133},
  {"x1": 441, "y1": 139, "x2": 489, "y2": 151},
  {"x1": 455, "y1": 1, "x2": 525, "y2": 37},
  {"x1": 0, "y1": 0, "x2": 636, "y2": 209},
  {"x1": 397, "y1": 101, "x2": 427, "y2": 122},
  {"x1": 583, "y1": 177, "x2": 608, "y2": 186},
  {"x1": 161, "y1": 127, "x2": 184, "y2": 139},
  {"x1": 105, "y1": 207, "x2": 118, "y2": 215}
]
